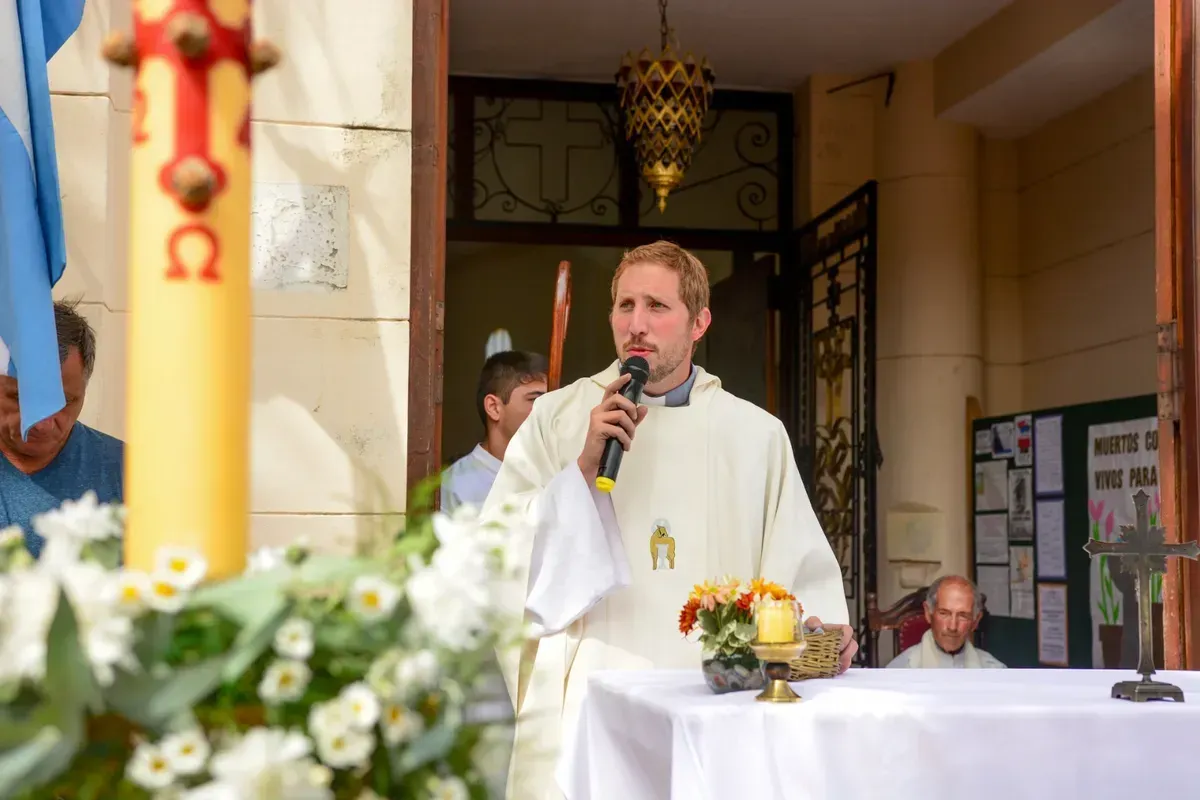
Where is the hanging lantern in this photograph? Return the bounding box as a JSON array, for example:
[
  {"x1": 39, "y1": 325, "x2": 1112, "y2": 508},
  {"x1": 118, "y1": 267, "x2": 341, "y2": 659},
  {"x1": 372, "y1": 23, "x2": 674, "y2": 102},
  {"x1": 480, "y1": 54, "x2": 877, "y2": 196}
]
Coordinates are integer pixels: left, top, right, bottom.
[{"x1": 616, "y1": 0, "x2": 714, "y2": 213}]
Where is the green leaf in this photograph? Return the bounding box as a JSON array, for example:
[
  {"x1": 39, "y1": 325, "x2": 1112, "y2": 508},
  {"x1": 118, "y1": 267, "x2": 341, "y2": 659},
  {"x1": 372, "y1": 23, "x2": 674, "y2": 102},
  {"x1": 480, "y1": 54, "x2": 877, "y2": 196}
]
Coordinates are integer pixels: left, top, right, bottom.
[
  {"x1": 134, "y1": 612, "x2": 177, "y2": 668},
  {"x1": 395, "y1": 709, "x2": 463, "y2": 774},
  {"x1": 105, "y1": 656, "x2": 229, "y2": 733},
  {"x1": 0, "y1": 727, "x2": 64, "y2": 796},
  {"x1": 735, "y1": 622, "x2": 758, "y2": 641},
  {"x1": 221, "y1": 599, "x2": 294, "y2": 682},
  {"x1": 697, "y1": 610, "x2": 719, "y2": 636},
  {"x1": 44, "y1": 588, "x2": 102, "y2": 715}
]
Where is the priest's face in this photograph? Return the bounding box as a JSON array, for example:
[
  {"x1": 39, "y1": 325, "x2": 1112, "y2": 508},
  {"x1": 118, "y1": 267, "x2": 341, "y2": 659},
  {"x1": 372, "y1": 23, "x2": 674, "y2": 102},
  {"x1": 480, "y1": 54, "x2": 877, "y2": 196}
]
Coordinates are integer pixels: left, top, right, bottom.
[
  {"x1": 924, "y1": 580, "x2": 981, "y2": 653},
  {"x1": 611, "y1": 262, "x2": 711, "y2": 390}
]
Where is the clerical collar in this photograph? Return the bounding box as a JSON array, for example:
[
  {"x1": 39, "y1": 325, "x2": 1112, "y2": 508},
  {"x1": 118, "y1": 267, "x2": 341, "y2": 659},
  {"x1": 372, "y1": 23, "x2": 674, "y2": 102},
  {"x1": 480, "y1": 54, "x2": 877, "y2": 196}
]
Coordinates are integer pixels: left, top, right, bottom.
[{"x1": 639, "y1": 364, "x2": 696, "y2": 408}]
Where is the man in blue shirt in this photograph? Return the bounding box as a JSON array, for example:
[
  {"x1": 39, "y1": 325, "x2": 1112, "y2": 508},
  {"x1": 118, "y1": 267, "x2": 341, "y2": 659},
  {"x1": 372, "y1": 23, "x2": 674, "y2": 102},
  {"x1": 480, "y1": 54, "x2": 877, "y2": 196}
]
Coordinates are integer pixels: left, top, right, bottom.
[{"x1": 0, "y1": 300, "x2": 124, "y2": 556}]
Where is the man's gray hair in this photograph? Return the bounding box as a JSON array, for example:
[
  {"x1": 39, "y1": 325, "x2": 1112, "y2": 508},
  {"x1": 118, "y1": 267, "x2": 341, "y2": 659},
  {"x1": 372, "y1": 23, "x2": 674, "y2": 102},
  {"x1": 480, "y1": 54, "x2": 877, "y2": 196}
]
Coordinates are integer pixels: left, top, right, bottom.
[
  {"x1": 926, "y1": 575, "x2": 983, "y2": 616},
  {"x1": 54, "y1": 299, "x2": 96, "y2": 380}
]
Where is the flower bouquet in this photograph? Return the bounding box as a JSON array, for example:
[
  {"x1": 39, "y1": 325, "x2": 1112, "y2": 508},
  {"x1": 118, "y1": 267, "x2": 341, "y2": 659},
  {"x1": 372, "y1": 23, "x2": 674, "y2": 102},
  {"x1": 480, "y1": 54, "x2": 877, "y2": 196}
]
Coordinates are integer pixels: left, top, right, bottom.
[
  {"x1": 0, "y1": 485, "x2": 529, "y2": 799},
  {"x1": 678, "y1": 578, "x2": 798, "y2": 695}
]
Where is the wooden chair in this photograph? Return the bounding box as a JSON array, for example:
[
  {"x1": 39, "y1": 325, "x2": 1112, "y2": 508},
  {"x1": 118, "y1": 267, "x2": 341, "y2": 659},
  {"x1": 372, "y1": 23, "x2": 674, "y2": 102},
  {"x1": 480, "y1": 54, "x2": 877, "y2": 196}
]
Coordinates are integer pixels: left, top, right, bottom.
[{"x1": 865, "y1": 587, "x2": 990, "y2": 667}]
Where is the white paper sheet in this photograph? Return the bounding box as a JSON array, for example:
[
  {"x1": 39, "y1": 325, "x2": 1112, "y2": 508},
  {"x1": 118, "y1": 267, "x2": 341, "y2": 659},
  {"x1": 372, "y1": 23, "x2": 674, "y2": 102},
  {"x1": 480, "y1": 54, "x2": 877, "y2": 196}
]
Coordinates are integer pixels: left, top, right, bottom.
[
  {"x1": 975, "y1": 461, "x2": 1008, "y2": 511},
  {"x1": 1034, "y1": 415, "x2": 1063, "y2": 495},
  {"x1": 1008, "y1": 468, "x2": 1034, "y2": 539},
  {"x1": 974, "y1": 428, "x2": 991, "y2": 456},
  {"x1": 1009, "y1": 545, "x2": 1036, "y2": 619},
  {"x1": 976, "y1": 565, "x2": 1010, "y2": 617},
  {"x1": 992, "y1": 422, "x2": 1015, "y2": 458},
  {"x1": 1035, "y1": 500, "x2": 1066, "y2": 578},
  {"x1": 975, "y1": 513, "x2": 1009, "y2": 564},
  {"x1": 1037, "y1": 583, "x2": 1069, "y2": 666}
]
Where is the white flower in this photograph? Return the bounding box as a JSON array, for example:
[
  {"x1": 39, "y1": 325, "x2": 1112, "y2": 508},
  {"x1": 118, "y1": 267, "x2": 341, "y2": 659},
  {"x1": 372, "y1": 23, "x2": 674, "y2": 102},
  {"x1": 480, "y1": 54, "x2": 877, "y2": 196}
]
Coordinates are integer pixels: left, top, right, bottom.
[
  {"x1": 62, "y1": 562, "x2": 138, "y2": 685},
  {"x1": 394, "y1": 650, "x2": 440, "y2": 695},
  {"x1": 155, "y1": 547, "x2": 208, "y2": 590},
  {"x1": 115, "y1": 569, "x2": 154, "y2": 615},
  {"x1": 346, "y1": 576, "x2": 401, "y2": 622},
  {"x1": 381, "y1": 702, "x2": 424, "y2": 746},
  {"x1": 32, "y1": 491, "x2": 122, "y2": 543},
  {"x1": 273, "y1": 617, "x2": 314, "y2": 661},
  {"x1": 147, "y1": 572, "x2": 189, "y2": 614},
  {"x1": 161, "y1": 729, "x2": 211, "y2": 776},
  {"x1": 127, "y1": 742, "x2": 176, "y2": 790},
  {"x1": 313, "y1": 725, "x2": 375, "y2": 770},
  {"x1": 181, "y1": 728, "x2": 330, "y2": 800},
  {"x1": 0, "y1": 570, "x2": 59, "y2": 683},
  {"x1": 307, "y1": 699, "x2": 351, "y2": 740},
  {"x1": 247, "y1": 547, "x2": 287, "y2": 574},
  {"x1": 258, "y1": 659, "x2": 311, "y2": 704},
  {"x1": 338, "y1": 682, "x2": 380, "y2": 729},
  {"x1": 307, "y1": 698, "x2": 377, "y2": 769},
  {"x1": 426, "y1": 775, "x2": 470, "y2": 800}
]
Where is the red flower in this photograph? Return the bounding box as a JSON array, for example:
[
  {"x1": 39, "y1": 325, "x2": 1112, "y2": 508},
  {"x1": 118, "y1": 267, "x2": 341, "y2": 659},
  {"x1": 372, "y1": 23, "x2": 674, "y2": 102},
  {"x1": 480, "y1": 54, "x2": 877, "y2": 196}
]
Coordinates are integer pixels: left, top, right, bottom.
[
  {"x1": 736, "y1": 591, "x2": 755, "y2": 613},
  {"x1": 679, "y1": 598, "x2": 700, "y2": 635}
]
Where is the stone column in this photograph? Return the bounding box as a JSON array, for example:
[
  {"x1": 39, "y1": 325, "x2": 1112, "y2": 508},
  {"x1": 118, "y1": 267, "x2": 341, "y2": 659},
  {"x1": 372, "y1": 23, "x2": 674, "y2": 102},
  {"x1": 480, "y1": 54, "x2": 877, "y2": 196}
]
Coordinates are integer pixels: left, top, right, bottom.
[{"x1": 874, "y1": 61, "x2": 982, "y2": 602}]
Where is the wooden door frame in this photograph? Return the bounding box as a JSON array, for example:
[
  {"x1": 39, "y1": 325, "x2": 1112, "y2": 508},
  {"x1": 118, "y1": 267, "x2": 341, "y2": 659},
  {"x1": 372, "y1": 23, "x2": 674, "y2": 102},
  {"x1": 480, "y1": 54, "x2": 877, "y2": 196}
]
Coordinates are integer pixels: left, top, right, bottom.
[
  {"x1": 408, "y1": 0, "x2": 449, "y2": 496},
  {"x1": 1155, "y1": 0, "x2": 1200, "y2": 669}
]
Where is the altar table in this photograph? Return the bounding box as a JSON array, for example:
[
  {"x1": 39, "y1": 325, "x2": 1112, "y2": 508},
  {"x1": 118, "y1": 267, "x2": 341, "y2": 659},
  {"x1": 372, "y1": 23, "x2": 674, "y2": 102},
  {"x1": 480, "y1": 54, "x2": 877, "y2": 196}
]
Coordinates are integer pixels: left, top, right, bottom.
[{"x1": 559, "y1": 668, "x2": 1200, "y2": 800}]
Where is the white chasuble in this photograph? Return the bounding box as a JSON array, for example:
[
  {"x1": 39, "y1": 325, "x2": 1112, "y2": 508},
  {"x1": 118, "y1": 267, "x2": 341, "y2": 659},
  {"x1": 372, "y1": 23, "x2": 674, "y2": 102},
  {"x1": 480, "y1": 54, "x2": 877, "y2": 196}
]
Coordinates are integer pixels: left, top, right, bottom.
[{"x1": 482, "y1": 362, "x2": 847, "y2": 800}]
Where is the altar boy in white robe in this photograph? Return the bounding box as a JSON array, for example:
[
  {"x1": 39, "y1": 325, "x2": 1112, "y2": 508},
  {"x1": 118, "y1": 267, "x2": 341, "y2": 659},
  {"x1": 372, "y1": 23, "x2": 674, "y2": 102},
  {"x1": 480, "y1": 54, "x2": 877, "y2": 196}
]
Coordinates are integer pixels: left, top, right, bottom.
[{"x1": 482, "y1": 241, "x2": 856, "y2": 800}]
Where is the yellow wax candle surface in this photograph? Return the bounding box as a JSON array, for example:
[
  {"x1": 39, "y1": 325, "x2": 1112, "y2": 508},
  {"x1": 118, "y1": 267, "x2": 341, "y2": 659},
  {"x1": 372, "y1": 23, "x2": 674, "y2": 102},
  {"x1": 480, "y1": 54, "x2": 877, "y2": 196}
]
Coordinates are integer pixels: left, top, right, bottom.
[{"x1": 757, "y1": 601, "x2": 795, "y2": 644}]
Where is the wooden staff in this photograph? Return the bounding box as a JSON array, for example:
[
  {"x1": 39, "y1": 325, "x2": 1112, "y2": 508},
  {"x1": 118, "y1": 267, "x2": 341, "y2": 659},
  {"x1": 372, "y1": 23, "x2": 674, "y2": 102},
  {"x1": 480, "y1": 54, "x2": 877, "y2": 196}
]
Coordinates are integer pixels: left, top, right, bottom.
[{"x1": 548, "y1": 260, "x2": 572, "y2": 390}]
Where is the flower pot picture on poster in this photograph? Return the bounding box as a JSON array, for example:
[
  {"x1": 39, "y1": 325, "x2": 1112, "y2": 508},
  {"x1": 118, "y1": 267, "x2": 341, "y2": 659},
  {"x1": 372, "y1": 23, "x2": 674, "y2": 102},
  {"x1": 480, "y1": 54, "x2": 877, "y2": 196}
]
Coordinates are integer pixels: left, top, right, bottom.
[
  {"x1": 1086, "y1": 417, "x2": 1161, "y2": 668},
  {"x1": 1008, "y1": 468, "x2": 1033, "y2": 540}
]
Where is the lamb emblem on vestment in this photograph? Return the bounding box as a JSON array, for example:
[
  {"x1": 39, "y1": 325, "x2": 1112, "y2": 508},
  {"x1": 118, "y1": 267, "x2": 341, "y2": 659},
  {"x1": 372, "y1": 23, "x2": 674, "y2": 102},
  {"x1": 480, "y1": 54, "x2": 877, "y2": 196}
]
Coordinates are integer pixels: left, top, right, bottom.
[{"x1": 650, "y1": 519, "x2": 676, "y2": 570}]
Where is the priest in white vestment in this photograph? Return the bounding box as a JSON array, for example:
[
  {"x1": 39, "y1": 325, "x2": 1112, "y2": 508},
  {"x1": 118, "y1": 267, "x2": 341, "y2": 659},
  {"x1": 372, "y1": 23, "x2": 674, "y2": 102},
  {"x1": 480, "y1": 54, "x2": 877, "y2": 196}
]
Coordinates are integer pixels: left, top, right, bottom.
[
  {"x1": 481, "y1": 241, "x2": 855, "y2": 800},
  {"x1": 887, "y1": 575, "x2": 1006, "y2": 669}
]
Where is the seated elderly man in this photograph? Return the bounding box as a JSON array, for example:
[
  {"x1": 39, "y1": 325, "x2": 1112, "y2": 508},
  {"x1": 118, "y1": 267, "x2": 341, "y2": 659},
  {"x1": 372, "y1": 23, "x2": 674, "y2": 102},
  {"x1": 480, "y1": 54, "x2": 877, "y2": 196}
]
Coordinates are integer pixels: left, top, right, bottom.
[
  {"x1": 0, "y1": 301, "x2": 123, "y2": 556},
  {"x1": 887, "y1": 575, "x2": 1006, "y2": 669}
]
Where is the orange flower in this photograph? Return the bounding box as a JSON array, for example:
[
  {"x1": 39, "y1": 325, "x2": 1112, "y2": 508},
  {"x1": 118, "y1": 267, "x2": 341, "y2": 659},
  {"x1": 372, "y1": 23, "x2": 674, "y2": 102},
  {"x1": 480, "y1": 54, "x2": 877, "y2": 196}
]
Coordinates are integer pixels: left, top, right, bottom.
[
  {"x1": 749, "y1": 577, "x2": 795, "y2": 601},
  {"x1": 679, "y1": 598, "x2": 700, "y2": 635},
  {"x1": 736, "y1": 591, "x2": 755, "y2": 613}
]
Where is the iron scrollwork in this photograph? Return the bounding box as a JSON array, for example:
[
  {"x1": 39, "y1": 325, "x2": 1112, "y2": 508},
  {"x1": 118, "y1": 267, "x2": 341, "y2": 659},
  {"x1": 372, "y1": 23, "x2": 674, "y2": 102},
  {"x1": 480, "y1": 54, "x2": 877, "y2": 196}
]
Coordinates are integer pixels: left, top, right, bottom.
[
  {"x1": 445, "y1": 77, "x2": 790, "y2": 238},
  {"x1": 470, "y1": 97, "x2": 622, "y2": 224},
  {"x1": 637, "y1": 110, "x2": 779, "y2": 230},
  {"x1": 795, "y1": 183, "x2": 878, "y2": 666}
]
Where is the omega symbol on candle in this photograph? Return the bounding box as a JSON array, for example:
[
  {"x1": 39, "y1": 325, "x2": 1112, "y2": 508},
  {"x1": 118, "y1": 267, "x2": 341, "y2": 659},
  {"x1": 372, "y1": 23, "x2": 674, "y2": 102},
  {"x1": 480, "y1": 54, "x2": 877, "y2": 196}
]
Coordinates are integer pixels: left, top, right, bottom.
[{"x1": 649, "y1": 519, "x2": 676, "y2": 570}]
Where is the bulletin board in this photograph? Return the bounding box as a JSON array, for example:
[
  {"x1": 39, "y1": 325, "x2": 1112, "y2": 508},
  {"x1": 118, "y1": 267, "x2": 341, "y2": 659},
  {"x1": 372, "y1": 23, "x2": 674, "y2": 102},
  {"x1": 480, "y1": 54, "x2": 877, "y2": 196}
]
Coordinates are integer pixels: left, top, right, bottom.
[{"x1": 970, "y1": 394, "x2": 1156, "y2": 669}]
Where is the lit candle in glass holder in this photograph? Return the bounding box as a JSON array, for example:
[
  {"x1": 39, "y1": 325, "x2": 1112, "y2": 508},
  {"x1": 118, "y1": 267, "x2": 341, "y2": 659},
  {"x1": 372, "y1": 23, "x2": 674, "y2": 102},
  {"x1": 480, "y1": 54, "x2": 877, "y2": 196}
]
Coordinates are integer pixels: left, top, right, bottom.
[{"x1": 756, "y1": 598, "x2": 799, "y2": 644}]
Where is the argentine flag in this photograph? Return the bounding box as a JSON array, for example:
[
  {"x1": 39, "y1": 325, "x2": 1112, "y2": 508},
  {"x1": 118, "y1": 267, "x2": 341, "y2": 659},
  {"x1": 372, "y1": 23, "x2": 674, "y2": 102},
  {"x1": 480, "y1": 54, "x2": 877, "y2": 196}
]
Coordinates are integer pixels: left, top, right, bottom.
[{"x1": 0, "y1": 0, "x2": 85, "y2": 438}]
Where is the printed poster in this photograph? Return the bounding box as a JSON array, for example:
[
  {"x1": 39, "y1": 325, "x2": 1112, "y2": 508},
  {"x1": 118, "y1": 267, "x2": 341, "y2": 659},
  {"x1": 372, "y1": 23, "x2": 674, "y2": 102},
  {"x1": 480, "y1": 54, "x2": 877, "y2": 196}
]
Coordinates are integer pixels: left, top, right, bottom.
[
  {"x1": 1014, "y1": 414, "x2": 1033, "y2": 467},
  {"x1": 1086, "y1": 417, "x2": 1160, "y2": 667},
  {"x1": 1008, "y1": 468, "x2": 1033, "y2": 540},
  {"x1": 1037, "y1": 583, "x2": 1069, "y2": 667},
  {"x1": 975, "y1": 461, "x2": 1007, "y2": 511},
  {"x1": 1009, "y1": 545, "x2": 1035, "y2": 619},
  {"x1": 1034, "y1": 415, "x2": 1063, "y2": 495},
  {"x1": 991, "y1": 422, "x2": 1015, "y2": 459},
  {"x1": 974, "y1": 428, "x2": 991, "y2": 456}
]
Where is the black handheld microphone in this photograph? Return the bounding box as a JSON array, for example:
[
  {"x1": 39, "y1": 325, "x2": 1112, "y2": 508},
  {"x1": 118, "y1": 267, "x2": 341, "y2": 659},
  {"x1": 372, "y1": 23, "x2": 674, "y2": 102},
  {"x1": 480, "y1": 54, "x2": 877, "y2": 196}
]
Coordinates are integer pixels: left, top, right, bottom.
[{"x1": 594, "y1": 356, "x2": 650, "y2": 493}]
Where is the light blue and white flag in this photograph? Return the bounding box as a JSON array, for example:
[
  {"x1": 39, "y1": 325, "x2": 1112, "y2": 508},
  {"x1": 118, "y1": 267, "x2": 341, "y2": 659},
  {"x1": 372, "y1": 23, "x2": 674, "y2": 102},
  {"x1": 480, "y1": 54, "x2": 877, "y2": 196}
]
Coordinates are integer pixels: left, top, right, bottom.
[{"x1": 0, "y1": 0, "x2": 85, "y2": 437}]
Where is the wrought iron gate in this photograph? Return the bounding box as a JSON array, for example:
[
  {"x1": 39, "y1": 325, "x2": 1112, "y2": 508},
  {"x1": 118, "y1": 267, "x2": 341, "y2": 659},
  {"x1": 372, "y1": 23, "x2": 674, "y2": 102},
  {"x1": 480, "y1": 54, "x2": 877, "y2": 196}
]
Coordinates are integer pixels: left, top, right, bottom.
[{"x1": 785, "y1": 182, "x2": 880, "y2": 664}]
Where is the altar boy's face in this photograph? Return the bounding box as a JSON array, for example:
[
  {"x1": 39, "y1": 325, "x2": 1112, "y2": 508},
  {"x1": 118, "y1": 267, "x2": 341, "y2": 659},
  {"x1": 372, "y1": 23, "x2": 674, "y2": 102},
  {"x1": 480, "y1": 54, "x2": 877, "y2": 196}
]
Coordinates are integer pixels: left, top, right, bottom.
[{"x1": 611, "y1": 262, "x2": 710, "y2": 388}]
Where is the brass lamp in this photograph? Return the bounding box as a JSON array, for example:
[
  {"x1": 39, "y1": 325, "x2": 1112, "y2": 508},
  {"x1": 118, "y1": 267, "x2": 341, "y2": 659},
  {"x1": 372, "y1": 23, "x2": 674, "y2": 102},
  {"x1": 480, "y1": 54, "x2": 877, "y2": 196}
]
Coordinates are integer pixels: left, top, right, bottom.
[{"x1": 616, "y1": 0, "x2": 714, "y2": 213}]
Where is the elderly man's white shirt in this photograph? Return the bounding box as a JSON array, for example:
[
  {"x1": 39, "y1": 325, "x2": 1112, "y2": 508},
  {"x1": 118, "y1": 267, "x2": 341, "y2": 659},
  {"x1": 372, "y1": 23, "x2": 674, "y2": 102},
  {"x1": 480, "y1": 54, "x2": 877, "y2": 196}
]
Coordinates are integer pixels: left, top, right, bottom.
[{"x1": 887, "y1": 629, "x2": 1007, "y2": 669}]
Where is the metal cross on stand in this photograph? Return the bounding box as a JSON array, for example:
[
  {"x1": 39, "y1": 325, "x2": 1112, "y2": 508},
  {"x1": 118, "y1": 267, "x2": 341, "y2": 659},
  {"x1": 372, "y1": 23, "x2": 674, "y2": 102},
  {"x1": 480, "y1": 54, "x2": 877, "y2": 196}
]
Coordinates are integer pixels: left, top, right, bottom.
[{"x1": 1083, "y1": 489, "x2": 1200, "y2": 702}]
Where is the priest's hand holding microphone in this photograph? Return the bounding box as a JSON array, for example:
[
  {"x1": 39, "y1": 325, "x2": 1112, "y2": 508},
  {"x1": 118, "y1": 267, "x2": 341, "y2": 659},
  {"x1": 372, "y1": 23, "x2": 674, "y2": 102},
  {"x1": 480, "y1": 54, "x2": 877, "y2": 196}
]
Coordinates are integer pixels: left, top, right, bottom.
[{"x1": 577, "y1": 357, "x2": 650, "y2": 490}]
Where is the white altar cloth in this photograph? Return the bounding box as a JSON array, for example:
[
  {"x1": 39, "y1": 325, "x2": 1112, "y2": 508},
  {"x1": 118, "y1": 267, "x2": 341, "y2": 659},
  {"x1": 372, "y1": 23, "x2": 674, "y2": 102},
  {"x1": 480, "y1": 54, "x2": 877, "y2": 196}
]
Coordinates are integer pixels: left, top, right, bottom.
[{"x1": 559, "y1": 668, "x2": 1200, "y2": 800}]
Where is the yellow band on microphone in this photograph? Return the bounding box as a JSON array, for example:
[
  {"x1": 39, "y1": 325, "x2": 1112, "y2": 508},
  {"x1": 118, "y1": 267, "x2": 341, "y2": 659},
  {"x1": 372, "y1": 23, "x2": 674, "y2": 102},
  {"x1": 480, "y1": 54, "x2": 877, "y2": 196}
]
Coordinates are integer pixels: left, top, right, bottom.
[{"x1": 595, "y1": 476, "x2": 615, "y2": 493}]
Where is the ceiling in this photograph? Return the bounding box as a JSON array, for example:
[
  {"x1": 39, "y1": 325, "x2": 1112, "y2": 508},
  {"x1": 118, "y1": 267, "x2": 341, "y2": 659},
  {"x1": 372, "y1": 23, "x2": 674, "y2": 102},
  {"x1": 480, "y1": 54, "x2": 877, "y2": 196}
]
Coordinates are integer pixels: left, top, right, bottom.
[{"x1": 449, "y1": 0, "x2": 1017, "y2": 91}]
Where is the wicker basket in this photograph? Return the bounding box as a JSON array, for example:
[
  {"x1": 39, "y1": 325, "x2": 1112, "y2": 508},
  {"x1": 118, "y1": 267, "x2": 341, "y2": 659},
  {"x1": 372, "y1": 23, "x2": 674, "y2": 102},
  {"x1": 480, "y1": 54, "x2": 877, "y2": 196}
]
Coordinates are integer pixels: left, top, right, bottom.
[{"x1": 788, "y1": 629, "x2": 842, "y2": 680}]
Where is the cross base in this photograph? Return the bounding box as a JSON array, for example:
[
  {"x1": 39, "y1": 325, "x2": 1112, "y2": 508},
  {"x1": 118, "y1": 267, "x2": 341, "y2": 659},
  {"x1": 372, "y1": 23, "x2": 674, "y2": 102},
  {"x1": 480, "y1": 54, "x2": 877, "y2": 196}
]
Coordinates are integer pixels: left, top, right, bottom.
[{"x1": 1111, "y1": 676, "x2": 1186, "y2": 703}]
